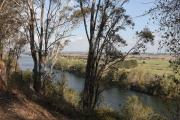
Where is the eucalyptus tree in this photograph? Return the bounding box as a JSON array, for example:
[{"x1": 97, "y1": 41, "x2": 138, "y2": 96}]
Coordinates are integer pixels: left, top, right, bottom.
[
  {"x1": 150, "y1": 0, "x2": 180, "y2": 56},
  {"x1": 0, "y1": 0, "x2": 25, "y2": 89},
  {"x1": 149, "y1": 0, "x2": 180, "y2": 119},
  {"x1": 0, "y1": 0, "x2": 23, "y2": 60},
  {"x1": 0, "y1": 0, "x2": 20, "y2": 11},
  {"x1": 24, "y1": 0, "x2": 79, "y2": 92},
  {"x1": 6, "y1": 33, "x2": 27, "y2": 77},
  {"x1": 149, "y1": 0, "x2": 180, "y2": 93},
  {"x1": 77, "y1": 0, "x2": 154, "y2": 111}
]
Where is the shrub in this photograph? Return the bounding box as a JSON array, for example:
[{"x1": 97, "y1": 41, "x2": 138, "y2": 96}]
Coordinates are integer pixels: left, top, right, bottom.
[
  {"x1": 127, "y1": 68, "x2": 149, "y2": 85},
  {"x1": 160, "y1": 75, "x2": 180, "y2": 98},
  {"x1": 120, "y1": 96, "x2": 167, "y2": 120},
  {"x1": 93, "y1": 109, "x2": 120, "y2": 120},
  {"x1": 8, "y1": 70, "x2": 32, "y2": 93},
  {"x1": 55, "y1": 57, "x2": 86, "y2": 77},
  {"x1": 22, "y1": 70, "x2": 32, "y2": 82},
  {"x1": 118, "y1": 60, "x2": 138, "y2": 69},
  {"x1": 44, "y1": 73, "x2": 80, "y2": 106},
  {"x1": 118, "y1": 69, "x2": 128, "y2": 81}
]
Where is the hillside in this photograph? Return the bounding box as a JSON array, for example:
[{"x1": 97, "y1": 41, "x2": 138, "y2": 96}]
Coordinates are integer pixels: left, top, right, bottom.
[{"x1": 0, "y1": 91, "x2": 68, "y2": 120}]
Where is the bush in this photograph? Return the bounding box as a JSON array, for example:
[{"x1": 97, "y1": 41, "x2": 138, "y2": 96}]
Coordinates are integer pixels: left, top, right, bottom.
[
  {"x1": 22, "y1": 70, "x2": 32, "y2": 82},
  {"x1": 44, "y1": 73, "x2": 79, "y2": 106},
  {"x1": 8, "y1": 70, "x2": 32, "y2": 93},
  {"x1": 118, "y1": 60, "x2": 138, "y2": 69},
  {"x1": 103, "y1": 68, "x2": 129, "y2": 88},
  {"x1": 55, "y1": 57, "x2": 86, "y2": 77},
  {"x1": 69, "y1": 61, "x2": 85, "y2": 76},
  {"x1": 90, "y1": 109, "x2": 120, "y2": 120},
  {"x1": 117, "y1": 70, "x2": 128, "y2": 81},
  {"x1": 160, "y1": 75, "x2": 180, "y2": 98},
  {"x1": 127, "y1": 68, "x2": 151, "y2": 85},
  {"x1": 120, "y1": 96, "x2": 167, "y2": 120}
]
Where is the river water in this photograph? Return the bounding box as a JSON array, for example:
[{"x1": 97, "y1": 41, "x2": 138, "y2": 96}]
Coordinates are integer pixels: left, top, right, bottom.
[{"x1": 18, "y1": 54, "x2": 174, "y2": 118}]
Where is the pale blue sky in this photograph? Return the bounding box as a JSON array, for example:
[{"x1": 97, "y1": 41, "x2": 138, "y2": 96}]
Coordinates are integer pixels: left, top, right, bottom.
[{"x1": 64, "y1": 0, "x2": 163, "y2": 53}]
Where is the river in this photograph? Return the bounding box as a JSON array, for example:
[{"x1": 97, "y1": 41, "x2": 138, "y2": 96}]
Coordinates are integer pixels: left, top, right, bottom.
[{"x1": 18, "y1": 54, "x2": 174, "y2": 118}]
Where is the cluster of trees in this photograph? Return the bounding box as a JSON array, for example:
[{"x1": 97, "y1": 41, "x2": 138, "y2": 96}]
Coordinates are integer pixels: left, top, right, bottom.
[
  {"x1": 0, "y1": 0, "x2": 179, "y2": 114},
  {"x1": 149, "y1": 0, "x2": 180, "y2": 119},
  {"x1": 1, "y1": 0, "x2": 79, "y2": 92}
]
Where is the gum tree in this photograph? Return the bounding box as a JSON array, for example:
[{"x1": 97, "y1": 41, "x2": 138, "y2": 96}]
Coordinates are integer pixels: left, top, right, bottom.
[
  {"x1": 149, "y1": 0, "x2": 180, "y2": 71},
  {"x1": 0, "y1": 0, "x2": 23, "y2": 60},
  {"x1": 0, "y1": 0, "x2": 24, "y2": 88},
  {"x1": 149, "y1": 0, "x2": 180, "y2": 119},
  {"x1": 24, "y1": 0, "x2": 78, "y2": 92},
  {"x1": 77, "y1": 0, "x2": 154, "y2": 111}
]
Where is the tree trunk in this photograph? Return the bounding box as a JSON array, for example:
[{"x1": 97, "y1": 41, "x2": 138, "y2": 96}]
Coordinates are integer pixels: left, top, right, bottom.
[
  {"x1": 29, "y1": 4, "x2": 41, "y2": 92},
  {"x1": 32, "y1": 61, "x2": 41, "y2": 92},
  {"x1": 36, "y1": 0, "x2": 45, "y2": 93},
  {"x1": 82, "y1": 47, "x2": 98, "y2": 111},
  {"x1": 0, "y1": 39, "x2": 3, "y2": 61}
]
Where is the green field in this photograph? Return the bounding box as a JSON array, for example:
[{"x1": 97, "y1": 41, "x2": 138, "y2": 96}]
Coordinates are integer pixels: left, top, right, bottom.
[
  {"x1": 56, "y1": 56, "x2": 173, "y2": 76},
  {"x1": 136, "y1": 59, "x2": 172, "y2": 75}
]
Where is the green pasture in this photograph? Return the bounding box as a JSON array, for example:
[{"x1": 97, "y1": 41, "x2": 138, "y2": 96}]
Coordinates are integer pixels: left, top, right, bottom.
[
  {"x1": 136, "y1": 59, "x2": 172, "y2": 75},
  {"x1": 55, "y1": 56, "x2": 173, "y2": 76}
]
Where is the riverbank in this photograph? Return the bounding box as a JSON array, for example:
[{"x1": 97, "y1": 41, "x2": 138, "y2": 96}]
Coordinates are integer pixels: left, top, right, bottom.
[
  {"x1": 6, "y1": 71, "x2": 120, "y2": 120},
  {"x1": 4, "y1": 70, "x2": 168, "y2": 120},
  {"x1": 54, "y1": 57, "x2": 86, "y2": 77},
  {"x1": 15, "y1": 55, "x2": 178, "y2": 119},
  {"x1": 55, "y1": 56, "x2": 179, "y2": 100}
]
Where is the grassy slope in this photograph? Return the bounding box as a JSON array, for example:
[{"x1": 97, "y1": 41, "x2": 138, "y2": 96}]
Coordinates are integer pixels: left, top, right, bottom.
[
  {"x1": 0, "y1": 89, "x2": 120, "y2": 120},
  {"x1": 0, "y1": 90, "x2": 69, "y2": 120}
]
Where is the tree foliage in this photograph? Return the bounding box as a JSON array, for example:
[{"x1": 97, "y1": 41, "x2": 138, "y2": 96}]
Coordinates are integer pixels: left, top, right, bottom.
[
  {"x1": 23, "y1": 0, "x2": 79, "y2": 92},
  {"x1": 149, "y1": 1, "x2": 180, "y2": 119},
  {"x1": 0, "y1": 0, "x2": 24, "y2": 59},
  {"x1": 0, "y1": 0, "x2": 26, "y2": 89},
  {"x1": 77, "y1": 0, "x2": 154, "y2": 111},
  {"x1": 150, "y1": 0, "x2": 180, "y2": 56}
]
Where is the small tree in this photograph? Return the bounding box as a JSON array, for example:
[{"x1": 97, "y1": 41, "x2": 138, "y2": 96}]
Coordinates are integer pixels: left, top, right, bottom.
[
  {"x1": 0, "y1": 0, "x2": 24, "y2": 89},
  {"x1": 0, "y1": 0, "x2": 23, "y2": 60},
  {"x1": 24, "y1": 0, "x2": 79, "y2": 92},
  {"x1": 5, "y1": 33, "x2": 27, "y2": 77},
  {"x1": 77, "y1": 0, "x2": 154, "y2": 111}
]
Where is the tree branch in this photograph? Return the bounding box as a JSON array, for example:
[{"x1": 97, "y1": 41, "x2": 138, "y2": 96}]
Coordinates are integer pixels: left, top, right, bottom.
[{"x1": 80, "y1": 0, "x2": 90, "y2": 42}]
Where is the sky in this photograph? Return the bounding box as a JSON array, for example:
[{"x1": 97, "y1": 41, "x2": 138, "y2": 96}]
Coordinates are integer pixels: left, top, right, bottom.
[{"x1": 63, "y1": 0, "x2": 164, "y2": 53}]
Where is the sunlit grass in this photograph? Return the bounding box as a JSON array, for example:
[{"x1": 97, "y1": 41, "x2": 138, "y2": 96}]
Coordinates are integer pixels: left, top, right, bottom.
[
  {"x1": 136, "y1": 59, "x2": 172, "y2": 75},
  {"x1": 55, "y1": 57, "x2": 86, "y2": 76},
  {"x1": 55, "y1": 57, "x2": 173, "y2": 76}
]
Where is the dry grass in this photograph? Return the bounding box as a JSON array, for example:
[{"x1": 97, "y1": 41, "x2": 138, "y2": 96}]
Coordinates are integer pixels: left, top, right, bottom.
[{"x1": 0, "y1": 90, "x2": 68, "y2": 120}]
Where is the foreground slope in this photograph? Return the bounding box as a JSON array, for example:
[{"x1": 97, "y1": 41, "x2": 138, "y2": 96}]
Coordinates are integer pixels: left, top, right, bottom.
[{"x1": 0, "y1": 91, "x2": 68, "y2": 120}]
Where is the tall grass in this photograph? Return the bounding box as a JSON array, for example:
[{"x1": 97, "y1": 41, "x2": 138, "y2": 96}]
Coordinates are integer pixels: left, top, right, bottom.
[
  {"x1": 120, "y1": 96, "x2": 167, "y2": 120},
  {"x1": 55, "y1": 57, "x2": 86, "y2": 77}
]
